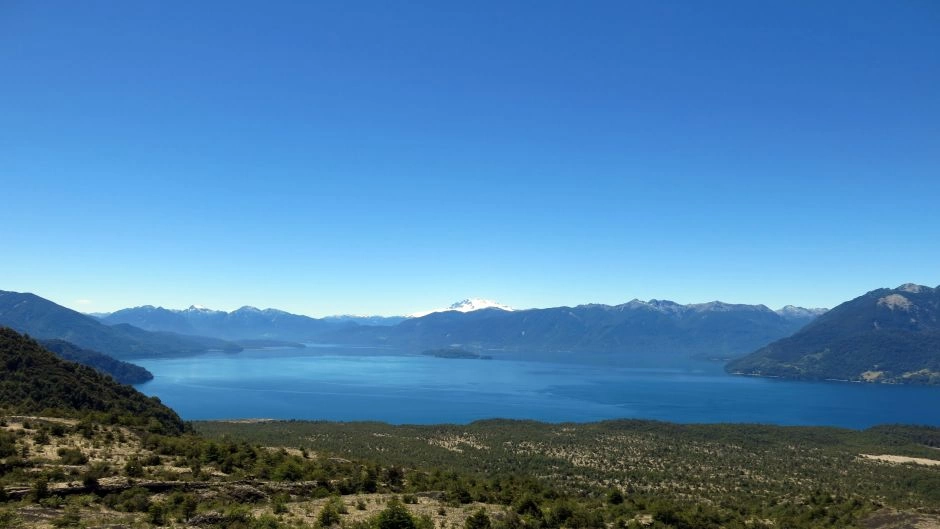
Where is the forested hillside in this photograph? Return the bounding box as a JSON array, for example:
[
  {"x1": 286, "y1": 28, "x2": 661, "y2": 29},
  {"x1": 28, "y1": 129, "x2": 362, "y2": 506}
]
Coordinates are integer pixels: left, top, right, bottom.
[
  {"x1": 0, "y1": 328, "x2": 183, "y2": 434},
  {"x1": 728, "y1": 284, "x2": 940, "y2": 384}
]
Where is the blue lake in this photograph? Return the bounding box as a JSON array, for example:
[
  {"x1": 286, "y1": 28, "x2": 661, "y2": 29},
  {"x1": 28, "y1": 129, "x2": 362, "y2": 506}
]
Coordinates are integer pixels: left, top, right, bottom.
[{"x1": 133, "y1": 346, "x2": 940, "y2": 429}]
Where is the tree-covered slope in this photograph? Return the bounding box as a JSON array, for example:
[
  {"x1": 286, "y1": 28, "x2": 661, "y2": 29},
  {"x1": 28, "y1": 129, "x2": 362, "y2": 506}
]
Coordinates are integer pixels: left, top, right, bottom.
[
  {"x1": 0, "y1": 290, "x2": 241, "y2": 359},
  {"x1": 196, "y1": 418, "x2": 940, "y2": 528},
  {"x1": 727, "y1": 284, "x2": 940, "y2": 384},
  {"x1": 0, "y1": 327, "x2": 185, "y2": 433},
  {"x1": 38, "y1": 338, "x2": 153, "y2": 384}
]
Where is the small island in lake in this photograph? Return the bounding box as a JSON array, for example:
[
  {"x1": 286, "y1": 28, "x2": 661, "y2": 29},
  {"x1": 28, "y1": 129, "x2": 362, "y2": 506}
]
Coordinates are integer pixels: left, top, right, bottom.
[
  {"x1": 421, "y1": 348, "x2": 493, "y2": 360},
  {"x1": 235, "y1": 339, "x2": 307, "y2": 349}
]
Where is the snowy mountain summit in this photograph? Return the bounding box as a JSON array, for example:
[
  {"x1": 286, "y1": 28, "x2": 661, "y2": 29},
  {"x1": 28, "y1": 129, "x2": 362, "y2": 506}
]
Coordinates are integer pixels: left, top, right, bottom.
[
  {"x1": 410, "y1": 298, "x2": 514, "y2": 318},
  {"x1": 775, "y1": 305, "x2": 829, "y2": 319}
]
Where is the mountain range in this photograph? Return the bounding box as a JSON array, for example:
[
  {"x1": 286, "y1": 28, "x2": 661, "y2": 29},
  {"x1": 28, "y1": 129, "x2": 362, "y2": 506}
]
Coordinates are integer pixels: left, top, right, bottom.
[
  {"x1": 6, "y1": 284, "x2": 940, "y2": 384},
  {"x1": 728, "y1": 283, "x2": 940, "y2": 384},
  {"x1": 321, "y1": 314, "x2": 407, "y2": 326},
  {"x1": 100, "y1": 304, "x2": 344, "y2": 341},
  {"x1": 96, "y1": 299, "x2": 518, "y2": 334},
  {"x1": 1, "y1": 289, "x2": 829, "y2": 365},
  {"x1": 320, "y1": 298, "x2": 825, "y2": 360},
  {"x1": 0, "y1": 290, "x2": 240, "y2": 359},
  {"x1": 93, "y1": 297, "x2": 825, "y2": 359}
]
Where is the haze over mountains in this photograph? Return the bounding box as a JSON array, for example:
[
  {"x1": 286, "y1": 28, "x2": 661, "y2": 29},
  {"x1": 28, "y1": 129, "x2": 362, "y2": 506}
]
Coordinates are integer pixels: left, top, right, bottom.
[{"x1": 100, "y1": 304, "x2": 341, "y2": 341}]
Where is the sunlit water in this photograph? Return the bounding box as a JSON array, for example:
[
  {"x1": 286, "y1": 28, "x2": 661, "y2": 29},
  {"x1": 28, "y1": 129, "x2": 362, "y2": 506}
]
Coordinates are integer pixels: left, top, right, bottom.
[{"x1": 133, "y1": 346, "x2": 940, "y2": 428}]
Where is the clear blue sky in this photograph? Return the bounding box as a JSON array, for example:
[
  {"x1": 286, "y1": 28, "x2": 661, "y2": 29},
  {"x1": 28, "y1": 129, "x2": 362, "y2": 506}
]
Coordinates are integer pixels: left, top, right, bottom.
[{"x1": 1, "y1": 1, "x2": 938, "y2": 316}]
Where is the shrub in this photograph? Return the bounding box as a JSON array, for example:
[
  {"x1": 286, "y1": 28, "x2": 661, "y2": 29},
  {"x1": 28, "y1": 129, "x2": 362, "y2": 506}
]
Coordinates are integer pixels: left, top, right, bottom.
[
  {"x1": 376, "y1": 499, "x2": 416, "y2": 529},
  {"x1": 608, "y1": 489, "x2": 624, "y2": 505},
  {"x1": 104, "y1": 487, "x2": 152, "y2": 512},
  {"x1": 142, "y1": 453, "x2": 162, "y2": 466},
  {"x1": 273, "y1": 461, "x2": 304, "y2": 481},
  {"x1": 317, "y1": 496, "x2": 347, "y2": 527},
  {"x1": 466, "y1": 509, "x2": 492, "y2": 529},
  {"x1": 28, "y1": 477, "x2": 48, "y2": 502},
  {"x1": 51, "y1": 507, "x2": 82, "y2": 528},
  {"x1": 0, "y1": 431, "x2": 16, "y2": 458},
  {"x1": 57, "y1": 447, "x2": 88, "y2": 465},
  {"x1": 124, "y1": 456, "x2": 144, "y2": 477},
  {"x1": 0, "y1": 511, "x2": 19, "y2": 529},
  {"x1": 148, "y1": 503, "x2": 167, "y2": 526}
]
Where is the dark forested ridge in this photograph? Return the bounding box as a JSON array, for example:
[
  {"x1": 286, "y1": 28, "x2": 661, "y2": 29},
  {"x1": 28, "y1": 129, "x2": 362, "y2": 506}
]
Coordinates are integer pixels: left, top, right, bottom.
[
  {"x1": 728, "y1": 283, "x2": 940, "y2": 384},
  {"x1": 0, "y1": 327, "x2": 184, "y2": 434},
  {"x1": 0, "y1": 290, "x2": 241, "y2": 359},
  {"x1": 38, "y1": 339, "x2": 154, "y2": 384}
]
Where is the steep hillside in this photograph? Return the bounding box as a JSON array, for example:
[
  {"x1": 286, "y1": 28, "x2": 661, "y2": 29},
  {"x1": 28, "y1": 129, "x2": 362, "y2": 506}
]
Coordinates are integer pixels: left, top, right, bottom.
[
  {"x1": 0, "y1": 290, "x2": 240, "y2": 358},
  {"x1": 727, "y1": 284, "x2": 940, "y2": 384},
  {"x1": 0, "y1": 327, "x2": 184, "y2": 433}
]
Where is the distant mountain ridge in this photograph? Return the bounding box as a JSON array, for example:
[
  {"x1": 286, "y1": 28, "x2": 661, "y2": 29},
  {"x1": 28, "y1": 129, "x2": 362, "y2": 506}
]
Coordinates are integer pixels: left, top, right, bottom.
[
  {"x1": 616, "y1": 299, "x2": 827, "y2": 321},
  {"x1": 0, "y1": 290, "x2": 240, "y2": 359},
  {"x1": 775, "y1": 305, "x2": 829, "y2": 320},
  {"x1": 322, "y1": 314, "x2": 407, "y2": 326},
  {"x1": 102, "y1": 298, "x2": 516, "y2": 330},
  {"x1": 101, "y1": 304, "x2": 345, "y2": 341},
  {"x1": 727, "y1": 283, "x2": 940, "y2": 384},
  {"x1": 323, "y1": 299, "x2": 824, "y2": 360},
  {"x1": 99, "y1": 297, "x2": 825, "y2": 359}
]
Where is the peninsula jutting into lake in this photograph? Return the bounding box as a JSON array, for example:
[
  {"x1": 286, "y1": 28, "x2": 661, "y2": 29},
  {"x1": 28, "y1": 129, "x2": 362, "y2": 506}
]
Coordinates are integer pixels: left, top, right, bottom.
[{"x1": 421, "y1": 348, "x2": 493, "y2": 360}]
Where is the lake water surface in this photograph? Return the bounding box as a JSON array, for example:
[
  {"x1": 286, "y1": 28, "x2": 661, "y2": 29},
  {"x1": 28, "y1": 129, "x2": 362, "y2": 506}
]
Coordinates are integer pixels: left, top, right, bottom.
[{"x1": 133, "y1": 346, "x2": 940, "y2": 428}]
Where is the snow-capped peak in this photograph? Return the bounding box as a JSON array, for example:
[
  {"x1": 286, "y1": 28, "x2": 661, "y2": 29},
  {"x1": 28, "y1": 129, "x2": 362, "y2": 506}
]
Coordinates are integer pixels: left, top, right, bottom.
[
  {"x1": 776, "y1": 305, "x2": 829, "y2": 318},
  {"x1": 182, "y1": 304, "x2": 221, "y2": 314},
  {"x1": 410, "y1": 298, "x2": 514, "y2": 318},
  {"x1": 447, "y1": 298, "x2": 513, "y2": 312}
]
